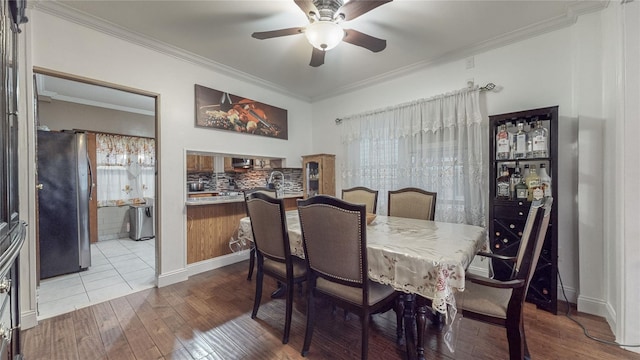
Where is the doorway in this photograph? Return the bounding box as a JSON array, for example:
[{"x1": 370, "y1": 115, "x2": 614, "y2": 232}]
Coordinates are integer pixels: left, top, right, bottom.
[{"x1": 33, "y1": 69, "x2": 159, "y2": 320}]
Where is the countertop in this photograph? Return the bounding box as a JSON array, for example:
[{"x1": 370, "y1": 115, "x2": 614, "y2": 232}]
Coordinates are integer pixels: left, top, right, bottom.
[{"x1": 185, "y1": 192, "x2": 303, "y2": 206}]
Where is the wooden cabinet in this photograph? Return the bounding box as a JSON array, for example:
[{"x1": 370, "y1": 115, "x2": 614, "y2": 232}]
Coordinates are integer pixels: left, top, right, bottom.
[
  {"x1": 283, "y1": 196, "x2": 302, "y2": 211},
  {"x1": 302, "y1": 154, "x2": 335, "y2": 199},
  {"x1": 224, "y1": 157, "x2": 234, "y2": 172},
  {"x1": 187, "y1": 155, "x2": 214, "y2": 172},
  {"x1": 186, "y1": 202, "x2": 246, "y2": 264},
  {"x1": 489, "y1": 106, "x2": 558, "y2": 314}
]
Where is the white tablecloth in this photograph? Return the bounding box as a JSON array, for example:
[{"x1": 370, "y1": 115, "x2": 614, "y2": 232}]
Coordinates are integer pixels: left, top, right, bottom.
[{"x1": 237, "y1": 211, "x2": 487, "y2": 316}]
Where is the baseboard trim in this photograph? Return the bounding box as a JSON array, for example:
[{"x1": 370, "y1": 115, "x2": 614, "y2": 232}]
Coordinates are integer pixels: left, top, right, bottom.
[
  {"x1": 157, "y1": 268, "x2": 189, "y2": 288},
  {"x1": 577, "y1": 294, "x2": 610, "y2": 318},
  {"x1": 20, "y1": 309, "x2": 38, "y2": 330},
  {"x1": 466, "y1": 264, "x2": 490, "y2": 277},
  {"x1": 557, "y1": 284, "x2": 578, "y2": 304},
  {"x1": 187, "y1": 250, "x2": 249, "y2": 277}
]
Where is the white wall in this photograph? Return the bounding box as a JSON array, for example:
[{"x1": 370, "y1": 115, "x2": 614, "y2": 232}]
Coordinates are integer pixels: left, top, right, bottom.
[
  {"x1": 312, "y1": 21, "x2": 580, "y2": 300},
  {"x1": 22, "y1": 9, "x2": 313, "y2": 326}
]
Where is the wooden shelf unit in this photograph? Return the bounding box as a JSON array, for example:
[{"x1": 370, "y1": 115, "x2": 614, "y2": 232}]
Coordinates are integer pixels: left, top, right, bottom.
[{"x1": 302, "y1": 154, "x2": 335, "y2": 199}]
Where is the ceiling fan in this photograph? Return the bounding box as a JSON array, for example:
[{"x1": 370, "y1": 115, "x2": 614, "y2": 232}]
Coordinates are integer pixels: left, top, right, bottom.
[{"x1": 251, "y1": 0, "x2": 393, "y2": 67}]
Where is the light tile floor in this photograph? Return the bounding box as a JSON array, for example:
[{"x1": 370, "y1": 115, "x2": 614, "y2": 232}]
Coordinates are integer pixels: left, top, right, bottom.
[{"x1": 37, "y1": 238, "x2": 156, "y2": 320}]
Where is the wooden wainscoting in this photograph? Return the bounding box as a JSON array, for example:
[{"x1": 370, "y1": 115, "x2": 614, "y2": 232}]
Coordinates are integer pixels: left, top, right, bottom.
[{"x1": 186, "y1": 202, "x2": 246, "y2": 264}]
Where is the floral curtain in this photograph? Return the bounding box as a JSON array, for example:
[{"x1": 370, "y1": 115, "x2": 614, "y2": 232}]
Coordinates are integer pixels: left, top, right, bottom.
[
  {"x1": 96, "y1": 134, "x2": 155, "y2": 207},
  {"x1": 340, "y1": 87, "x2": 488, "y2": 226}
]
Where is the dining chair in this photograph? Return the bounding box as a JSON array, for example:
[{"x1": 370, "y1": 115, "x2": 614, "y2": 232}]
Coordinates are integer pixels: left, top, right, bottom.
[
  {"x1": 387, "y1": 187, "x2": 437, "y2": 220},
  {"x1": 244, "y1": 187, "x2": 278, "y2": 280},
  {"x1": 297, "y1": 195, "x2": 400, "y2": 360},
  {"x1": 459, "y1": 197, "x2": 553, "y2": 360},
  {"x1": 245, "y1": 192, "x2": 307, "y2": 344},
  {"x1": 341, "y1": 186, "x2": 379, "y2": 214}
]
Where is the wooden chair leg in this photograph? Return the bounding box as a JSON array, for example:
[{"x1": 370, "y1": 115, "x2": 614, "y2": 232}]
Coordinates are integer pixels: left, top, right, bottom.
[
  {"x1": 506, "y1": 317, "x2": 526, "y2": 360},
  {"x1": 302, "y1": 290, "x2": 316, "y2": 357},
  {"x1": 251, "y1": 267, "x2": 263, "y2": 319},
  {"x1": 283, "y1": 279, "x2": 294, "y2": 344},
  {"x1": 361, "y1": 311, "x2": 370, "y2": 360},
  {"x1": 247, "y1": 248, "x2": 256, "y2": 280}
]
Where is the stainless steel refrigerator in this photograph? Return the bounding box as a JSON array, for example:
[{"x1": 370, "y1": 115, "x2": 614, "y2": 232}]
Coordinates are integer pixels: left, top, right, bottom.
[{"x1": 37, "y1": 130, "x2": 92, "y2": 279}]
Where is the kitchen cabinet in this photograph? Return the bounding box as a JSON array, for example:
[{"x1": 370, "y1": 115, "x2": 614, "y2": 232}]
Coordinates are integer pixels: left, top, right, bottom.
[
  {"x1": 302, "y1": 154, "x2": 335, "y2": 199},
  {"x1": 283, "y1": 196, "x2": 302, "y2": 211},
  {"x1": 186, "y1": 201, "x2": 246, "y2": 263},
  {"x1": 224, "y1": 157, "x2": 234, "y2": 172},
  {"x1": 488, "y1": 106, "x2": 558, "y2": 314},
  {"x1": 253, "y1": 158, "x2": 271, "y2": 170},
  {"x1": 187, "y1": 155, "x2": 214, "y2": 172}
]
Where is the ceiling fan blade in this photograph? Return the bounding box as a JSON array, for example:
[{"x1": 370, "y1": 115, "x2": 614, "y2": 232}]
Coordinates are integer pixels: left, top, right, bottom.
[
  {"x1": 252, "y1": 27, "x2": 304, "y2": 40},
  {"x1": 294, "y1": 0, "x2": 319, "y2": 19},
  {"x1": 309, "y1": 47, "x2": 325, "y2": 67},
  {"x1": 343, "y1": 29, "x2": 386, "y2": 52},
  {"x1": 338, "y1": 0, "x2": 392, "y2": 21}
]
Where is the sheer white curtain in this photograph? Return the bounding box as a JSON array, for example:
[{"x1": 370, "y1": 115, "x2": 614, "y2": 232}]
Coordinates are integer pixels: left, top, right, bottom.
[
  {"x1": 340, "y1": 87, "x2": 488, "y2": 226},
  {"x1": 96, "y1": 134, "x2": 156, "y2": 206}
]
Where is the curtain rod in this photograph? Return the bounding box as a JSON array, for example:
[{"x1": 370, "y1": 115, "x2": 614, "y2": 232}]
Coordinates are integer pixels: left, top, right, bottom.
[{"x1": 335, "y1": 82, "x2": 497, "y2": 125}]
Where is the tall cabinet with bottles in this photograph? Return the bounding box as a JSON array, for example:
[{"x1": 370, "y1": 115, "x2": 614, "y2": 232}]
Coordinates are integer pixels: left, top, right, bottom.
[
  {"x1": 489, "y1": 106, "x2": 558, "y2": 314},
  {"x1": 1, "y1": 0, "x2": 28, "y2": 358},
  {"x1": 302, "y1": 154, "x2": 335, "y2": 199}
]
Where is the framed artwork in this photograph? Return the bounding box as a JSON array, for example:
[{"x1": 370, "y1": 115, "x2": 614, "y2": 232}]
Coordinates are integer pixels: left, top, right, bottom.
[{"x1": 195, "y1": 84, "x2": 288, "y2": 140}]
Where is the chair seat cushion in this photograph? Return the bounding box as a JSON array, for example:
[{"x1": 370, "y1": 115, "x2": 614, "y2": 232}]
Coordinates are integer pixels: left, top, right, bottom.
[
  {"x1": 316, "y1": 277, "x2": 395, "y2": 306},
  {"x1": 459, "y1": 281, "x2": 512, "y2": 319},
  {"x1": 263, "y1": 257, "x2": 307, "y2": 278}
]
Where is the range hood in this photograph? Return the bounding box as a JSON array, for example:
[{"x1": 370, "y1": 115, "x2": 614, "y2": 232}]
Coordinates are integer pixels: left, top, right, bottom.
[{"x1": 232, "y1": 158, "x2": 253, "y2": 169}]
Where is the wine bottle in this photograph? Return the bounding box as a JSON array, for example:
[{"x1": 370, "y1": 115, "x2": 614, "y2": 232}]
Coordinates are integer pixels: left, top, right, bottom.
[
  {"x1": 525, "y1": 165, "x2": 543, "y2": 201},
  {"x1": 496, "y1": 165, "x2": 511, "y2": 200},
  {"x1": 514, "y1": 122, "x2": 528, "y2": 159},
  {"x1": 539, "y1": 163, "x2": 552, "y2": 197},
  {"x1": 510, "y1": 166, "x2": 522, "y2": 199},
  {"x1": 515, "y1": 178, "x2": 529, "y2": 200},
  {"x1": 532, "y1": 120, "x2": 549, "y2": 158},
  {"x1": 496, "y1": 124, "x2": 510, "y2": 160}
]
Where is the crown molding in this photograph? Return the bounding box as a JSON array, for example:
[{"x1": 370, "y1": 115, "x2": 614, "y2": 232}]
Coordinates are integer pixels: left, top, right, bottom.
[
  {"x1": 311, "y1": 0, "x2": 610, "y2": 101},
  {"x1": 32, "y1": 1, "x2": 311, "y2": 102}
]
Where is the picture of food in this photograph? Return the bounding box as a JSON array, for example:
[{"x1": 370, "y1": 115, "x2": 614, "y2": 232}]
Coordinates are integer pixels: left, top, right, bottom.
[{"x1": 195, "y1": 84, "x2": 288, "y2": 140}]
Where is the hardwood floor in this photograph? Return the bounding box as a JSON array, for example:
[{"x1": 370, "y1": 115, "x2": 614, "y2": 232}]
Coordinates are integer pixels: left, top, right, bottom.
[{"x1": 22, "y1": 261, "x2": 640, "y2": 360}]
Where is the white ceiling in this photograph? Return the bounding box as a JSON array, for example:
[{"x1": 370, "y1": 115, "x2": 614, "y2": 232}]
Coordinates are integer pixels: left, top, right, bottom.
[{"x1": 35, "y1": 0, "x2": 608, "y2": 106}]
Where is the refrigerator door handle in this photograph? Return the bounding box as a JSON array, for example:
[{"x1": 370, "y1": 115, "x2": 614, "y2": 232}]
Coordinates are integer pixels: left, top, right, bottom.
[{"x1": 87, "y1": 151, "x2": 94, "y2": 200}]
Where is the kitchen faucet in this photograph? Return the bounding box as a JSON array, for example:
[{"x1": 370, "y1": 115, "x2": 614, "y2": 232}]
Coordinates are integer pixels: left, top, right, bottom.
[{"x1": 267, "y1": 170, "x2": 285, "y2": 197}]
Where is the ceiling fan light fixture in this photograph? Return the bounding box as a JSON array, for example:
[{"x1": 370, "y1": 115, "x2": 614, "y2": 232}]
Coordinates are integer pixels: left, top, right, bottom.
[{"x1": 304, "y1": 21, "x2": 344, "y2": 51}]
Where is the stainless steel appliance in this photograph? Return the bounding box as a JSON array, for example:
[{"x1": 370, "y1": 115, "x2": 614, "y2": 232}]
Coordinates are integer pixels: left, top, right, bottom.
[
  {"x1": 37, "y1": 130, "x2": 92, "y2": 279},
  {"x1": 232, "y1": 158, "x2": 253, "y2": 169},
  {"x1": 129, "y1": 204, "x2": 154, "y2": 241}
]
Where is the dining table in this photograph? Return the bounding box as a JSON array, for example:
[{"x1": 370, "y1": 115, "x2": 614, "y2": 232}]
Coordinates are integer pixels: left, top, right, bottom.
[{"x1": 237, "y1": 210, "x2": 487, "y2": 360}]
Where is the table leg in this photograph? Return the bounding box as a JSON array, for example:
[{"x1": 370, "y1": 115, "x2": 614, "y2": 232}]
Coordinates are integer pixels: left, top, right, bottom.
[
  {"x1": 415, "y1": 296, "x2": 430, "y2": 360},
  {"x1": 396, "y1": 296, "x2": 405, "y2": 346},
  {"x1": 402, "y1": 294, "x2": 416, "y2": 360}
]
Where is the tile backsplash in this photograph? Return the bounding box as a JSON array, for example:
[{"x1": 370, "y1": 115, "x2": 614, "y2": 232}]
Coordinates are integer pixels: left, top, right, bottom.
[{"x1": 187, "y1": 168, "x2": 302, "y2": 193}]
